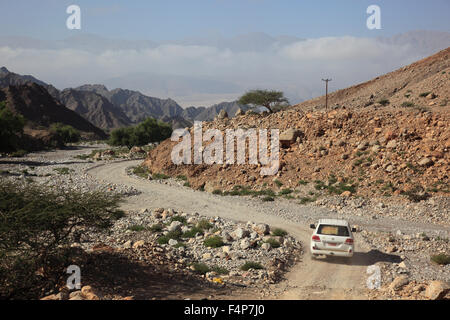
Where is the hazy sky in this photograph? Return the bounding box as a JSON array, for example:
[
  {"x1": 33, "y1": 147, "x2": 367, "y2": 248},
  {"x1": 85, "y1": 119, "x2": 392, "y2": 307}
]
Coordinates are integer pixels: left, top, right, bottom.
[
  {"x1": 0, "y1": 1, "x2": 449, "y2": 107},
  {"x1": 1, "y1": 0, "x2": 449, "y2": 40}
]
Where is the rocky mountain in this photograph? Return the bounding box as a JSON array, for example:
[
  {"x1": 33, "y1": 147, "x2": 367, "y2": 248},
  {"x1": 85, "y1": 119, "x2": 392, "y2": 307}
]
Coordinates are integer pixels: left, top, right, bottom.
[
  {"x1": 75, "y1": 84, "x2": 250, "y2": 124},
  {"x1": 58, "y1": 88, "x2": 132, "y2": 130},
  {"x1": 0, "y1": 83, "x2": 106, "y2": 139},
  {"x1": 0, "y1": 68, "x2": 251, "y2": 130}
]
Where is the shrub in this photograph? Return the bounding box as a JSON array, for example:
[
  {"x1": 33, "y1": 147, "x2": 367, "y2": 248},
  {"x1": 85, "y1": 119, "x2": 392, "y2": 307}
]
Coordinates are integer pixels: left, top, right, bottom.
[
  {"x1": 272, "y1": 228, "x2": 288, "y2": 237},
  {"x1": 132, "y1": 165, "x2": 150, "y2": 178},
  {"x1": 170, "y1": 215, "x2": 187, "y2": 224},
  {"x1": 401, "y1": 101, "x2": 414, "y2": 108},
  {"x1": 50, "y1": 123, "x2": 81, "y2": 144},
  {"x1": 182, "y1": 227, "x2": 204, "y2": 238},
  {"x1": 419, "y1": 92, "x2": 431, "y2": 97},
  {"x1": 204, "y1": 236, "x2": 224, "y2": 248},
  {"x1": 152, "y1": 172, "x2": 170, "y2": 180},
  {"x1": 149, "y1": 224, "x2": 163, "y2": 233},
  {"x1": 210, "y1": 265, "x2": 229, "y2": 275},
  {"x1": 262, "y1": 196, "x2": 275, "y2": 202},
  {"x1": 192, "y1": 263, "x2": 210, "y2": 275},
  {"x1": 176, "y1": 175, "x2": 187, "y2": 181},
  {"x1": 298, "y1": 180, "x2": 308, "y2": 185},
  {"x1": 378, "y1": 99, "x2": 390, "y2": 106},
  {"x1": 430, "y1": 254, "x2": 450, "y2": 265},
  {"x1": 109, "y1": 117, "x2": 172, "y2": 148},
  {"x1": 241, "y1": 261, "x2": 264, "y2": 271},
  {"x1": 279, "y1": 188, "x2": 293, "y2": 195},
  {"x1": 53, "y1": 167, "x2": 74, "y2": 175},
  {"x1": 0, "y1": 179, "x2": 124, "y2": 299},
  {"x1": 401, "y1": 186, "x2": 430, "y2": 202},
  {"x1": 264, "y1": 238, "x2": 281, "y2": 248},
  {"x1": 212, "y1": 189, "x2": 223, "y2": 195},
  {"x1": 273, "y1": 179, "x2": 283, "y2": 187},
  {"x1": 127, "y1": 225, "x2": 146, "y2": 232},
  {"x1": 0, "y1": 101, "x2": 25, "y2": 152},
  {"x1": 197, "y1": 219, "x2": 213, "y2": 230}
]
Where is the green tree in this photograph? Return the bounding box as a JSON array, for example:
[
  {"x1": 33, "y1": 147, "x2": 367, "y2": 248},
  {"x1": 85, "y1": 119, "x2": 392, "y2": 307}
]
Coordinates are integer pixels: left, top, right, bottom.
[
  {"x1": 109, "y1": 118, "x2": 172, "y2": 148},
  {"x1": 50, "y1": 123, "x2": 81, "y2": 144},
  {"x1": 0, "y1": 179, "x2": 124, "y2": 299},
  {"x1": 0, "y1": 101, "x2": 25, "y2": 152},
  {"x1": 238, "y1": 89, "x2": 289, "y2": 113}
]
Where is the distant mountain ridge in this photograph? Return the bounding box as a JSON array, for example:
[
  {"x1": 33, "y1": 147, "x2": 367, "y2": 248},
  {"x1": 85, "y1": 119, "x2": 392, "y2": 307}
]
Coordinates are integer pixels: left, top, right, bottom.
[{"x1": 0, "y1": 68, "x2": 250, "y2": 131}]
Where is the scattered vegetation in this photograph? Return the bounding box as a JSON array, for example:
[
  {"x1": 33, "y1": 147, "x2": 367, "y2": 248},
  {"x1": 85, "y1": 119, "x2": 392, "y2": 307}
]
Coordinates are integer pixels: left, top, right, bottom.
[
  {"x1": 53, "y1": 167, "x2": 74, "y2": 175},
  {"x1": 240, "y1": 261, "x2": 264, "y2": 271},
  {"x1": 271, "y1": 228, "x2": 288, "y2": 237},
  {"x1": 264, "y1": 238, "x2": 281, "y2": 248},
  {"x1": 127, "y1": 225, "x2": 147, "y2": 232},
  {"x1": 203, "y1": 236, "x2": 224, "y2": 248},
  {"x1": 378, "y1": 99, "x2": 390, "y2": 106},
  {"x1": 430, "y1": 254, "x2": 450, "y2": 266}
]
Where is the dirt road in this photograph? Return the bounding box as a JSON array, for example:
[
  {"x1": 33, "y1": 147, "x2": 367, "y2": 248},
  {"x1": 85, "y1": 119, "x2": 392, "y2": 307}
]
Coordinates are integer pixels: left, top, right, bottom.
[{"x1": 87, "y1": 160, "x2": 420, "y2": 299}]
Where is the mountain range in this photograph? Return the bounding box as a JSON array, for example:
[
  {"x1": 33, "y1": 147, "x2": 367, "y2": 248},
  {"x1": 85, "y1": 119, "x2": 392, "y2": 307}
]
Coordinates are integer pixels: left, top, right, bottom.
[{"x1": 0, "y1": 67, "x2": 250, "y2": 131}]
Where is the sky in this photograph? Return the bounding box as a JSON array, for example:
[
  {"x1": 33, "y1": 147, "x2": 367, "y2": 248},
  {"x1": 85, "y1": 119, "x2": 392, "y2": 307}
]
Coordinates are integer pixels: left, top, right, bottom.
[
  {"x1": 0, "y1": 0, "x2": 449, "y2": 106},
  {"x1": 1, "y1": 0, "x2": 449, "y2": 40}
]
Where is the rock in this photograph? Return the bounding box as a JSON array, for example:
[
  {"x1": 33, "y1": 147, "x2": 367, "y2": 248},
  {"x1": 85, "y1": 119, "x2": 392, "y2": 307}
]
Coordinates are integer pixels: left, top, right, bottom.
[
  {"x1": 418, "y1": 157, "x2": 433, "y2": 167},
  {"x1": 168, "y1": 239, "x2": 178, "y2": 246},
  {"x1": 253, "y1": 223, "x2": 270, "y2": 235},
  {"x1": 221, "y1": 231, "x2": 233, "y2": 242},
  {"x1": 261, "y1": 243, "x2": 271, "y2": 251},
  {"x1": 81, "y1": 286, "x2": 99, "y2": 300},
  {"x1": 69, "y1": 291, "x2": 83, "y2": 300},
  {"x1": 123, "y1": 240, "x2": 133, "y2": 249},
  {"x1": 424, "y1": 281, "x2": 450, "y2": 300},
  {"x1": 222, "y1": 246, "x2": 231, "y2": 254},
  {"x1": 341, "y1": 191, "x2": 352, "y2": 197},
  {"x1": 235, "y1": 108, "x2": 244, "y2": 116},
  {"x1": 386, "y1": 140, "x2": 397, "y2": 149},
  {"x1": 389, "y1": 276, "x2": 409, "y2": 291},
  {"x1": 168, "y1": 221, "x2": 182, "y2": 232},
  {"x1": 130, "y1": 146, "x2": 145, "y2": 154},
  {"x1": 202, "y1": 252, "x2": 212, "y2": 260},
  {"x1": 232, "y1": 228, "x2": 250, "y2": 240},
  {"x1": 280, "y1": 129, "x2": 303, "y2": 147},
  {"x1": 40, "y1": 294, "x2": 60, "y2": 300},
  {"x1": 240, "y1": 239, "x2": 252, "y2": 250},
  {"x1": 217, "y1": 110, "x2": 229, "y2": 120},
  {"x1": 398, "y1": 261, "x2": 407, "y2": 269},
  {"x1": 357, "y1": 141, "x2": 369, "y2": 150},
  {"x1": 132, "y1": 240, "x2": 145, "y2": 249}
]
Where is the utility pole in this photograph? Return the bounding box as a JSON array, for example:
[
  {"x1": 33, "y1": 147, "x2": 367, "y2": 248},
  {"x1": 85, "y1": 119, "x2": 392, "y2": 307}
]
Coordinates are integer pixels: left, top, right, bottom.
[{"x1": 322, "y1": 78, "x2": 332, "y2": 110}]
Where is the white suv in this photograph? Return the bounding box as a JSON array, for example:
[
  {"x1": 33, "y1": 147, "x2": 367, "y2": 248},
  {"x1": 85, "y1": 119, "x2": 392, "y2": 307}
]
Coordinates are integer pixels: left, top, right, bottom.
[{"x1": 310, "y1": 219, "x2": 356, "y2": 258}]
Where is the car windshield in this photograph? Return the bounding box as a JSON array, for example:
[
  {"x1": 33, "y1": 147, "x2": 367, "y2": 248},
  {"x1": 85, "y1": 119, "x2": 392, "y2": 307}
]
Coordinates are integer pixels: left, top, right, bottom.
[{"x1": 317, "y1": 224, "x2": 350, "y2": 237}]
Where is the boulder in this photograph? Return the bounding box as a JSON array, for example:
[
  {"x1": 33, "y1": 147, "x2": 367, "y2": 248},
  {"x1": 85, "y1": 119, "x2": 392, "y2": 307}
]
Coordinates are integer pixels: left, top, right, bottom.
[
  {"x1": 168, "y1": 221, "x2": 182, "y2": 232},
  {"x1": 280, "y1": 129, "x2": 303, "y2": 148},
  {"x1": 232, "y1": 228, "x2": 250, "y2": 240},
  {"x1": 424, "y1": 281, "x2": 450, "y2": 300},
  {"x1": 253, "y1": 223, "x2": 270, "y2": 235},
  {"x1": 388, "y1": 275, "x2": 409, "y2": 291}
]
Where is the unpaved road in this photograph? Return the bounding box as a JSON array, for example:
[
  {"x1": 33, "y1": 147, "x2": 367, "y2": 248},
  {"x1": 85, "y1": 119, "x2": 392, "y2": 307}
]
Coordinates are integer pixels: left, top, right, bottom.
[{"x1": 87, "y1": 160, "x2": 448, "y2": 300}]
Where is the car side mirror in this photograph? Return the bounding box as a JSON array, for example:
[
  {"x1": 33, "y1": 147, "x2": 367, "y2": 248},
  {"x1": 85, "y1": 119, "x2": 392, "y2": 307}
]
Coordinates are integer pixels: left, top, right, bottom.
[
  {"x1": 310, "y1": 224, "x2": 316, "y2": 229},
  {"x1": 351, "y1": 228, "x2": 357, "y2": 233}
]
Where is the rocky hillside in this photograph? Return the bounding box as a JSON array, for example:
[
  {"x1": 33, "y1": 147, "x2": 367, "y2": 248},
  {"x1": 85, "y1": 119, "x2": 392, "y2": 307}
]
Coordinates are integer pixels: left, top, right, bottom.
[
  {"x1": 143, "y1": 48, "x2": 449, "y2": 201},
  {"x1": 0, "y1": 83, "x2": 107, "y2": 140},
  {"x1": 58, "y1": 89, "x2": 132, "y2": 130}
]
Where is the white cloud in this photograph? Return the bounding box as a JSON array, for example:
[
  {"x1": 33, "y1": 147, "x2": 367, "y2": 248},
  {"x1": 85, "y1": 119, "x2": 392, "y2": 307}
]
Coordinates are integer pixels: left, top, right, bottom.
[{"x1": 0, "y1": 34, "x2": 441, "y2": 106}]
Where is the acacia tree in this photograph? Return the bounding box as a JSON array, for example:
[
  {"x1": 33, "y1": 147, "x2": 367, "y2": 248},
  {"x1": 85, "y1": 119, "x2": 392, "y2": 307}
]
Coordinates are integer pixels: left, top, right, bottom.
[{"x1": 238, "y1": 89, "x2": 289, "y2": 113}]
